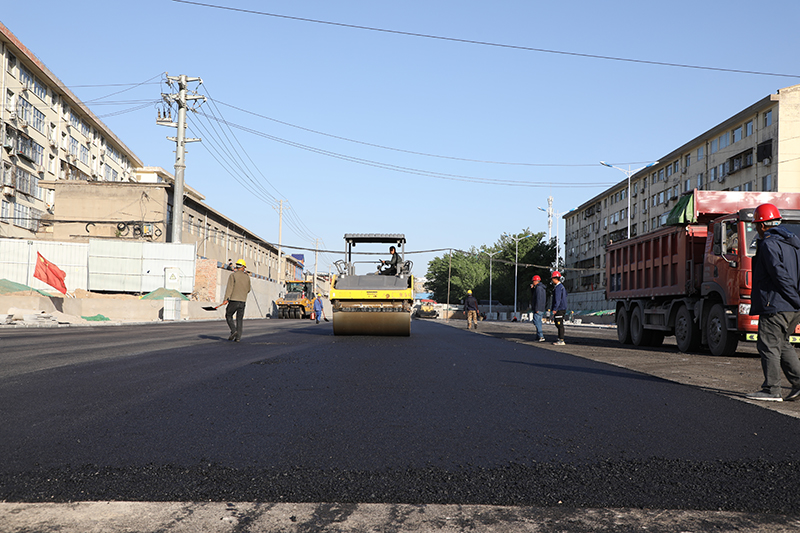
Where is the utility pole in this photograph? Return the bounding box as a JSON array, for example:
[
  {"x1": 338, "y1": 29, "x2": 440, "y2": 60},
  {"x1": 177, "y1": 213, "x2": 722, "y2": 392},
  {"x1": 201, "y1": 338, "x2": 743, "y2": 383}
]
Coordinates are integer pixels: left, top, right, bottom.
[
  {"x1": 273, "y1": 200, "x2": 289, "y2": 285},
  {"x1": 158, "y1": 74, "x2": 205, "y2": 243},
  {"x1": 313, "y1": 238, "x2": 321, "y2": 295}
]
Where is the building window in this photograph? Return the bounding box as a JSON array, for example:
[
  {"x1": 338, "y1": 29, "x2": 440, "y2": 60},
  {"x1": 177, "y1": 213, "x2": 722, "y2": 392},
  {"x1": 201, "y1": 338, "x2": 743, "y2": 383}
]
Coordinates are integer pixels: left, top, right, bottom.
[
  {"x1": 673, "y1": 161, "x2": 679, "y2": 174},
  {"x1": 685, "y1": 154, "x2": 691, "y2": 167},
  {"x1": 80, "y1": 144, "x2": 89, "y2": 165},
  {"x1": 697, "y1": 146, "x2": 704, "y2": 161},
  {"x1": 69, "y1": 136, "x2": 79, "y2": 156},
  {"x1": 709, "y1": 167, "x2": 717, "y2": 182},
  {"x1": 19, "y1": 64, "x2": 34, "y2": 89},
  {"x1": 719, "y1": 132, "x2": 730, "y2": 149},
  {"x1": 6, "y1": 52, "x2": 16, "y2": 74},
  {"x1": 711, "y1": 139, "x2": 718, "y2": 154},
  {"x1": 732, "y1": 126, "x2": 742, "y2": 143},
  {"x1": 743, "y1": 181, "x2": 753, "y2": 191},
  {"x1": 763, "y1": 174, "x2": 773, "y2": 191},
  {"x1": 764, "y1": 110, "x2": 773, "y2": 127},
  {"x1": 659, "y1": 169, "x2": 665, "y2": 181},
  {"x1": 17, "y1": 97, "x2": 32, "y2": 123},
  {"x1": 33, "y1": 77, "x2": 47, "y2": 101},
  {"x1": 697, "y1": 173, "x2": 703, "y2": 189},
  {"x1": 745, "y1": 120, "x2": 754, "y2": 137},
  {"x1": 685, "y1": 179, "x2": 691, "y2": 192},
  {"x1": 32, "y1": 107, "x2": 44, "y2": 133}
]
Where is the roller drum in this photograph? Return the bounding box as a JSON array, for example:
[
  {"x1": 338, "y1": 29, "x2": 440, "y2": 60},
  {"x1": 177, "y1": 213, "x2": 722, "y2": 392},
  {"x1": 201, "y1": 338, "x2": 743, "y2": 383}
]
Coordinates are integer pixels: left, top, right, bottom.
[{"x1": 332, "y1": 307, "x2": 411, "y2": 336}]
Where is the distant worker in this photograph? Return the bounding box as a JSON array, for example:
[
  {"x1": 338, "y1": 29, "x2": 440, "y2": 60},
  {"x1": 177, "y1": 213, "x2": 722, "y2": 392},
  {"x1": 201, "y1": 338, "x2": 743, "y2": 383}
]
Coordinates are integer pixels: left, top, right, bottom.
[
  {"x1": 379, "y1": 245, "x2": 400, "y2": 276},
  {"x1": 747, "y1": 203, "x2": 800, "y2": 402},
  {"x1": 313, "y1": 293, "x2": 328, "y2": 324},
  {"x1": 551, "y1": 271, "x2": 567, "y2": 345},
  {"x1": 226, "y1": 259, "x2": 234, "y2": 271},
  {"x1": 222, "y1": 259, "x2": 251, "y2": 342},
  {"x1": 465, "y1": 289, "x2": 480, "y2": 330},
  {"x1": 530, "y1": 275, "x2": 546, "y2": 342}
]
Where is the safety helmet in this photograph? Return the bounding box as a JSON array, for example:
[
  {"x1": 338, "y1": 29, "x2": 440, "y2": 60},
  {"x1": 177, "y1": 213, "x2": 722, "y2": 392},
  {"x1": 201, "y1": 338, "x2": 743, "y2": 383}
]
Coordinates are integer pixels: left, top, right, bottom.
[
  {"x1": 236, "y1": 259, "x2": 246, "y2": 268},
  {"x1": 551, "y1": 271, "x2": 561, "y2": 279},
  {"x1": 754, "y1": 203, "x2": 781, "y2": 224},
  {"x1": 467, "y1": 290, "x2": 472, "y2": 295},
  {"x1": 532, "y1": 275, "x2": 541, "y2": 282}
]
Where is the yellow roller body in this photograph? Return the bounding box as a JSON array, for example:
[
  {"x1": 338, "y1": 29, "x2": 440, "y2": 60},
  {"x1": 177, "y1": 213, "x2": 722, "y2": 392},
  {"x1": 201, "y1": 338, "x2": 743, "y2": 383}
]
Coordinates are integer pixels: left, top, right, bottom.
[{"x1": 330, "y1": 274, "x2": 414, "y2": 336}]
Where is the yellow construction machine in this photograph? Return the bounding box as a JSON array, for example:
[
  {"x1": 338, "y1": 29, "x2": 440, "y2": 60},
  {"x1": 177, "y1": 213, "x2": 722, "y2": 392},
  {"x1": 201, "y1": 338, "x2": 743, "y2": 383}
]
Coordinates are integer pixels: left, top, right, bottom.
[
  {"x1": 276, "y1": 280, "x2": 315, "y2": 319},
  {"x1": 330, "y1": 234, "x2": 414, "y2": 335}
]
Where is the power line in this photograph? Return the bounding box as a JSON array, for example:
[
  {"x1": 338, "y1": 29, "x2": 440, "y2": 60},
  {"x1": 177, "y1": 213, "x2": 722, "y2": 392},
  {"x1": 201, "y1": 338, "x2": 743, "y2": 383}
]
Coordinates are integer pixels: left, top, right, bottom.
[
  {"x1": 213, "y1": 99, "x2": 601, "y2": 167},
  {"x1": 194, "y1": 111, "x2": 616, "y2": 188},
  {"x1": 172, "y1": 0, "x2": 800, "y2": 79}
]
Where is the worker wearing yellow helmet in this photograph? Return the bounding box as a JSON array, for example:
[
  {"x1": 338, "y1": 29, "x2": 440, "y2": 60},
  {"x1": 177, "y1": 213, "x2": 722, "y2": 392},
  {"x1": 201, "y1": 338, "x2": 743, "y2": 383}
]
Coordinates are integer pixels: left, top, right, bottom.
[
  {"x1": 464, "y1": 289, "x2": 480, "y2": 330},
  {"x1": 222, "y1": 258, "x2": 251, "y2": 342}
]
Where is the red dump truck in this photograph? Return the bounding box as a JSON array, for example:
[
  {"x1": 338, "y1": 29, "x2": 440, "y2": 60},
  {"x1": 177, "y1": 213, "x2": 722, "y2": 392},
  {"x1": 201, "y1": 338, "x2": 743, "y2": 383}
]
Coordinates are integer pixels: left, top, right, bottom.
[{"x1": 607, "y1": 190, "x2": 800, "y2": 356}]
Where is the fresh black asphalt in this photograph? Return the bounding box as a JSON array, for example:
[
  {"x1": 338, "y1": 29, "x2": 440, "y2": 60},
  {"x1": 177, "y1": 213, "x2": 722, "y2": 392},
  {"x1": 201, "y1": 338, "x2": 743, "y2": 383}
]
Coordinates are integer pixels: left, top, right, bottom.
[{"x1": 2, "y1": 319, "x2": 799, "y2": 513}]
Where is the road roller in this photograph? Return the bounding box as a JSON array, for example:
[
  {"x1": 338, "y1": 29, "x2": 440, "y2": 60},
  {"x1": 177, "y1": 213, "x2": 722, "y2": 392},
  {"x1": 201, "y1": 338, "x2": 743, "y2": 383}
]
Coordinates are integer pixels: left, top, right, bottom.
[{"x1": 330, "y1": 234, "x2": 414, "y2": 336}]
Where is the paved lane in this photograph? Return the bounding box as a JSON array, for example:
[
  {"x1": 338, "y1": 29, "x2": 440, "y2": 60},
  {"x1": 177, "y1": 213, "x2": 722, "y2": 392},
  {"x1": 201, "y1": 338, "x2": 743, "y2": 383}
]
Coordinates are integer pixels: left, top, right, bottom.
[{"x1": 1, "y1": 319, "x2": 799, "y2": 513}]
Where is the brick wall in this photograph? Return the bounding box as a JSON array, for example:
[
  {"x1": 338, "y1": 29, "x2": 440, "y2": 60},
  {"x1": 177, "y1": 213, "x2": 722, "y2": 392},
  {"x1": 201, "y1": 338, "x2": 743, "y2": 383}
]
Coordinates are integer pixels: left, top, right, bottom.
[{"x1": 194, "y1": 258, "x2": 218, "y2": 302}]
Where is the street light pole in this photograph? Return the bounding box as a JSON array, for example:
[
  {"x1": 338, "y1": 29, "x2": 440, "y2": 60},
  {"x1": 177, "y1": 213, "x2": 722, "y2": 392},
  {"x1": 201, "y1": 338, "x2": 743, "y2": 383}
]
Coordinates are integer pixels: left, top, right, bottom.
[
  {"x1": 481, "y1": 250, "x2": 501, "y2": 318},
  {"x1": 538, "y1": 200, "x2": 563, "y2": 269},
  {"x1": 505, "y1": 233, "x2": 532, "y2": 317},
  {"x1": 600, "y1": 161, "x2": 659, "y2": 239}
]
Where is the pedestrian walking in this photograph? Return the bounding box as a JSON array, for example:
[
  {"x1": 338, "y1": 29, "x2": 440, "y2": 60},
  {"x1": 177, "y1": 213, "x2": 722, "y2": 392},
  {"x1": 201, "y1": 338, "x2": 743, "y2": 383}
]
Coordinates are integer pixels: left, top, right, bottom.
[
  {"x1": 313, "y1": 293, "x2": 327, "y2": 323},
  {"x1": 222, "y1": 259, "x2": 251, "y2": 342},
  {"x1": 530, "y1": 275, "x2": 546, "y2": 342},
  {"x1": 747, "y1": 203, "x2": 800, "y2": 401},
  {"x1": 464, "y1": 290, "x2": 480, "y2": 330},
  {"x1": 551, "y1": 271, "x2": 567, "y2": 345}
]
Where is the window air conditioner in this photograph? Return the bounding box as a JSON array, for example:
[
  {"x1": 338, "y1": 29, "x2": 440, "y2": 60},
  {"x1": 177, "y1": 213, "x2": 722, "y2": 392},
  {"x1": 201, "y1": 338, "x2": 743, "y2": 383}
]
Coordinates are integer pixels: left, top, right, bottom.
[{"x1": 763, "y1": 158, "x2": 771, "y2": 165}]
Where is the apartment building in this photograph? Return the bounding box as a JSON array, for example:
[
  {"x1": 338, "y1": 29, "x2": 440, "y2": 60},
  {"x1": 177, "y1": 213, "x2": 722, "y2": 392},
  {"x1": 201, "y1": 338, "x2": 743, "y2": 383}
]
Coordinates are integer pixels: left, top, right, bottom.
[
  {"x1": 0, "y1": 21, "x2": 300, "y2": 287},
  {"x1": 564, "y1": 83, "x2": 800, "y2": 310}
]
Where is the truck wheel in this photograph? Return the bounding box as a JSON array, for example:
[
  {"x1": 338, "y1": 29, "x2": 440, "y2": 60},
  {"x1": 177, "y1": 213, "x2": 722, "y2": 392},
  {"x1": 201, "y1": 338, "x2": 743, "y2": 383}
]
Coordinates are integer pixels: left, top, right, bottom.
[
  {"x1": 278, "y1": 309, "x2": 285, "y2": 319},
  {"x1": 617, "y1": 306, "x2": 632, "y2": 345},
  {"x1": 630, "y1": 305, "x2": 653, "y2": 346},
  {"x1": 675, "y1": 305, "x2": 700, "y2": 353},
  {"x1": 707, "y1": 303, "x2": 738, "y2": 356}
]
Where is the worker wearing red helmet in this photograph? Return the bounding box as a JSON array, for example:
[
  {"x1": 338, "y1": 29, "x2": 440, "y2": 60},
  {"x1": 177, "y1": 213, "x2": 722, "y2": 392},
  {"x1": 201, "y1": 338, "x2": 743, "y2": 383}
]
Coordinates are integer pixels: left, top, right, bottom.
[
  {"x1": 550, "y1": 271, "x2": 567, "y2": 346},
  {"x1": 530, "y1": 275, "x2": 546, "y2": 342},
  {"x1": 747, "y1": 203, "x2": 800, "y2": 401}
]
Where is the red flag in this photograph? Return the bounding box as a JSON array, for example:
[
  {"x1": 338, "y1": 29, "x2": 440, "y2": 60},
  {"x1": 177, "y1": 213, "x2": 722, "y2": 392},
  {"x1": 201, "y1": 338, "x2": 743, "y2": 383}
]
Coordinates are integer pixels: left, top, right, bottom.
[{"x1": 33, "y1": 252, "x2": 67, "y2": 294}]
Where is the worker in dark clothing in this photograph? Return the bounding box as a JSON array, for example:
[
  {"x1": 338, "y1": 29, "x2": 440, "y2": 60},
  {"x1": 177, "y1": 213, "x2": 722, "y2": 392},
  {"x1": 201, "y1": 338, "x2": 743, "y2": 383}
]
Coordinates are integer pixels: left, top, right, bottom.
[
  {"x1": 530, "y1": 275, "x2": 546, "y2": 342},
  {"x1": 379, "y1": 246, "x2": 400, "y2": 275},
  {"x1": 223, "y1": 259, "x2": 251, "y2": 342},
  {"x1": 464, "y1": 289, "x2": 480, "y2": 330},
  {"x1": 747, "y1": 203, "x2": 800, "y2": 401},
  {"x1": 551, "y1": 271, "x2": 567, "y2": 345}
]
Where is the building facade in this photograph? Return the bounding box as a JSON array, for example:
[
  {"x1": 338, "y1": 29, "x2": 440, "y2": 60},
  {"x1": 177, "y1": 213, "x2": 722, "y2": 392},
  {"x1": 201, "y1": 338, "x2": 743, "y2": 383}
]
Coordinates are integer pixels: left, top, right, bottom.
[
  {"x1": 564, "y1": 84, "x2": 800, "y2": 309},
  {"x1": 0, "y1": 22, "x2": 300, "y2": 290}
]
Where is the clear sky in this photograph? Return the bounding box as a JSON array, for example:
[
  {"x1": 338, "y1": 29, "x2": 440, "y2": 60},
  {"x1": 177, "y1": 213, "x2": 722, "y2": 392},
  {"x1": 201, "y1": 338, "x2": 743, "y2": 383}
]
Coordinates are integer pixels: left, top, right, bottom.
[{"x1": 4, "y1": 1, "x2": 800, "y2": 276}]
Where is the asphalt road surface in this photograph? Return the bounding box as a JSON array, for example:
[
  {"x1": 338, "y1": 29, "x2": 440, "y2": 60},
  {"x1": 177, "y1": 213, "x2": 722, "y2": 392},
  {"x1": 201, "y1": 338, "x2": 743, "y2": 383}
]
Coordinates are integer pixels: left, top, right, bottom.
[{"x1": 2, "y1": 317, "x2": 800, "y2": 531}]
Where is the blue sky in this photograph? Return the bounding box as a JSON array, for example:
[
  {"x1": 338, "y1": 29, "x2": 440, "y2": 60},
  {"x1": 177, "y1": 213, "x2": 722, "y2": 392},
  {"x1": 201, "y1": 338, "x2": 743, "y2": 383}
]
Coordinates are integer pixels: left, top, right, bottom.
[{"x1": 4, "y1": 1, "x2": 800, "y2": 276}]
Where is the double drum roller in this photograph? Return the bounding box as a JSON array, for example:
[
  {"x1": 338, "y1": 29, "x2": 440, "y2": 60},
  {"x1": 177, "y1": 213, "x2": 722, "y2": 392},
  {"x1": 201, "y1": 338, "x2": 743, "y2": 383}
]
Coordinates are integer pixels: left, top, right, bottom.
[{"x1": 329, "y1": 234, "x2": 414, "y2": 336}]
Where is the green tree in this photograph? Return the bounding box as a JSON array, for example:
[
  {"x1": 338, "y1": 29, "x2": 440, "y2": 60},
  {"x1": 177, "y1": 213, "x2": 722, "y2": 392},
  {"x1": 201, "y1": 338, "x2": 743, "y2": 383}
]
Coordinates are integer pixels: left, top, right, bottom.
[
  {"x1": 424, "y1": 230, "x2": 557, "y2": 309},
  {"x1": 424, "y1": 247, "x2": 487, "y2": 303}
]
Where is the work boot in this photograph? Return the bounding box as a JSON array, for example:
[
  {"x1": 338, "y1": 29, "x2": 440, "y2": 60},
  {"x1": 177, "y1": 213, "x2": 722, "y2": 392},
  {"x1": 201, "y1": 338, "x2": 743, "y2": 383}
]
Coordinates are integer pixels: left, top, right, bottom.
[
  {"x1": 785, "y1": 387, "x2": 800, "y2": 401},
  {"x1": 746, "y1": 390, "x2": 782, "y2": 402},
  {"x1": 228, "y1": 332, "x2": 236, "y2": 341}
]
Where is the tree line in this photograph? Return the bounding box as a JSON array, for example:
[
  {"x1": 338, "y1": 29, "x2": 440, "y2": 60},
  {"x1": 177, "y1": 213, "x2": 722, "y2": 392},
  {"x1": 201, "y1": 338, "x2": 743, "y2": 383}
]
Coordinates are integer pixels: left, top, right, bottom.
[{"x1": 423, "y1": 229, "x2": 559, "y2": 309}]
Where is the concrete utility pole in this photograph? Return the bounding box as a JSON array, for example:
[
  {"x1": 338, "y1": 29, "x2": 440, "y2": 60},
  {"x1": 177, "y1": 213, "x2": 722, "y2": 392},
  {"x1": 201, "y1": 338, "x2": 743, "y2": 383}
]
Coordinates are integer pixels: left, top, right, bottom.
[
  {"x1": 313, "y1": 238, "x2": 321, "y2": 294},
  {"x1": 273, "y1": 200, "x2": 289, "y2": 284},
  {"x1": 158, "y1": 74, "x2": 205, "y2": 243}
]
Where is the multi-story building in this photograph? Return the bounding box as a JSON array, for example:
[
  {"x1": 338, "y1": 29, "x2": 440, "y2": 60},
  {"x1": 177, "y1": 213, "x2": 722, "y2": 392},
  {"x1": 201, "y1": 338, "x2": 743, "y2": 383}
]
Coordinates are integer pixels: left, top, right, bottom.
[
  {"x1": 564, "y1": 83, "x2": 800, "y2": 311},
  {"x1": 0, "y1": 21, "x2": 300, "y2": 289}
]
